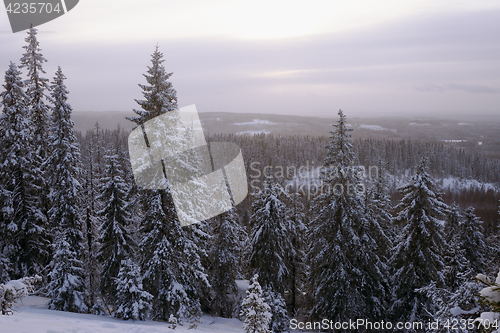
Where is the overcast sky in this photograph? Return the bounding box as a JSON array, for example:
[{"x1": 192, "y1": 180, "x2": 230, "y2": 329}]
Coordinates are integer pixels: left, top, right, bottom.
[{"x1": 1, "y1": 0, "x2": 500, "y2": 118}]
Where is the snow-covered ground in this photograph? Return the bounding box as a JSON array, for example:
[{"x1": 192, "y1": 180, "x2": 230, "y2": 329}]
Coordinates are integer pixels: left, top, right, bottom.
[
  {"x1": 359, "y1": 124, "x2": 397, "y2": 133},
  {"x1": 1, "y1": 296, "x2": 244, "y2": 333},
  {"x1": 236, "y1": 130, "x2": 271, "y2": 135},
  {"x1": 234, "y1": 119, "x2": 277, "y2": 126}
]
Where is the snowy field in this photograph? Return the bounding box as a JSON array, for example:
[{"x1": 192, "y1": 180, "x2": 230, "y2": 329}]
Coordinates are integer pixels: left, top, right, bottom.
[{"x1": 1, "y1": 296, "x2": 244, "y2": 333}]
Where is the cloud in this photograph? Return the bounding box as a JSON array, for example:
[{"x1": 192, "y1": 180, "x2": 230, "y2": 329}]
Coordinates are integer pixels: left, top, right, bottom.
[
  {"x1": 0, "y1": 7, "x2": 499, "y2": 117},
  {"x1": 416, "y1": 83, "x2": 499, "y2": 94}
]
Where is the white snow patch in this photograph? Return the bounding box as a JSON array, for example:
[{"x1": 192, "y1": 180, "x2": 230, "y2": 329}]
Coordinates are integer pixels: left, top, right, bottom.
[
  {"x1": 236, "y1": 130, "x2": 271, "y2": 135},
  {"x1": 459, "y1": 123, "x2": 473, "y2": 126},
  {"x1": 359, "y1": 124, "x2": 397, "y2": 132},
  {"x1": 234, "y1": 119, "x2": 277, "y2": 126},
  {"x1": 0, "y1": 296, "x2": 244, "y2": 333},
  {"x1": 440, "y1": 177, "x2": 497, "y2": 192},
  {"x1": 409, "y1": 123, "x2": 431, "y2": 126},
  {"x1": 442, "y1": 140, "x2": 467, "y2": 143}
]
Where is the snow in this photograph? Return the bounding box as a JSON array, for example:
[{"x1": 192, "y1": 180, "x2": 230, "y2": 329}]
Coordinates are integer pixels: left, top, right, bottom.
[
  {"x1": 234, "y1": 119, "x2": 276, "y2": 126},
  {"x1": 440, "y1": 176, "x2": 497, "y2": 192},
  {"x1": 359, "y1": 124, "x2": 397, "y2": 132},
  {"x1": 442, "y1": 140, "x2": 467, "y2": 143},
  {"x1": 236, "y1": 130, "x2": 271, "y2": 135},
  {"x1": 0, "y1": 296, "x2": 244, "y2": 333}
]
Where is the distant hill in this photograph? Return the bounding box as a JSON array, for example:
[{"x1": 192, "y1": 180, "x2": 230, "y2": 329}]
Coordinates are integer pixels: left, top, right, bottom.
[{"x1": 72, "y1": 111, "x2": 500, "y2": 159}]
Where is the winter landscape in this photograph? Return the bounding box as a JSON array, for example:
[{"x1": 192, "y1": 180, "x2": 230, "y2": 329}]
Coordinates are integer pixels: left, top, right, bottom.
[{"x1": 2, "y1": 1, "x2": 500, "y2": 333}]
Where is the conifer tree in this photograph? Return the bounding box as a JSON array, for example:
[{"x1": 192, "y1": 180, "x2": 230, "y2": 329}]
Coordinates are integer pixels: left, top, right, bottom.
[
  {"x1": 0, "y1": 62, "x2": 50, "y2": 278},
  {"x1": 240, "y1": 274, "x2": 272, "y2": 333},
  {"x1": 248, "y1": 182, "x2": 290, "y2": 294},
  {"x1": 459, "y1": 206, "x2": 487, "y2": 273},
  {"x1": 128, "y1": 46, "x2": 208, "y2": 322},
  {"x1": 96, "y1": 152, "x2": 135, "y2": 306},
  {"x1": 46, "y1": 67, "x2": 87, "y2": 313},
  {"x1": 209, "y1": 208, "x2": 246, "y2": 317},
  {"x1": 19, "y1": 27, "x2": 52, "y2": 236},
  {"x1": 444, "y1": 204, "x2": 462, "y2": 246},
  {"x1": 247, "y1": 182, "x2": 292, "y2": 332},
  {"x1": 284, "y1": 193, "x2": 307, "y2": 316},
  {"x1": 390, "y1": 158, "x2": 448, "y2": 326},
  {"x1": 114, "y1": 259, "x2": 152, "y2": 321},
  {"x1": 306, "y1": 110, "x2": 388, "y2": 323},
  {"x1": 365, "y1": 162, "x2": 393, "y2": 261},
  {"x1": 19, "y1": 27, "x2": 51, "y2": 161}
]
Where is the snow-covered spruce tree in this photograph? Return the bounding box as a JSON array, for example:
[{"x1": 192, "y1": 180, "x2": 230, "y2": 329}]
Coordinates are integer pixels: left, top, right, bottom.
[
  {"x1": 284, "y1": 192, "x2": 307, "y2": 317},
  {"x1": 128, "y1": 46, "x2": 208, "y2": 322},
  {"x1": 0, "y1": 275, "x2": 41, "y2": 315},
  {"x1": 81, "y1": 123, "x2": 104, "y2": 310},
  {"x1": 209, "y1": 208, "x2": 246, "y2": 317},
  {"x1": 19, "y1": 27, "x2": 52, "y2": 234},
  {"x1": 459, "y1": 206, "x2": 487, "y2": 273},
  {"x1": 247, "y1": 181, "x2": 292, "y2": 332},
  {"x1": 364, "y1": 161, "x2": 393, "y2": 261},
  {"x1": 0, "y1": 62, "x2": 50, "y2": 279},
  {"x1": 444, "y1": 204, "x2": 462, "y2": 247},
  {"x1": 46, "y1": 67, "x2": 87, "y2": 313},
  {"x1": 19, "y1": 27, "x2": 51, "y2": 160},
  {"x1": 114, "y1": 259, "x2": 152, "y2": 321},
  {"x1": 96, "y1": 152, "x2": 136, "y2": 307},
  {"x1": 240, "y1": 274, "x2": 272, "y2": 333},
  {"x1": 390, "y1": 157, "x2": 448, "y2": 326},
  {"x1": 306, "y1": 109, "x2": 388, "y2": 323}
]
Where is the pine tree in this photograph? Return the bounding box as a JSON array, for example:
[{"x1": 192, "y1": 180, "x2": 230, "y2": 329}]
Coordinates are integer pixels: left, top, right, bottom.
[
  {"x1": 47, "y1": 233, "x2": 87, "y2": 313},
  {"x1": 19, "y1": 27, "x2": 51, "y2": 161},
  {"x1": 240, "y1": 274, "x2": 272, "y2": 333},
  {"x1": 306, "y1": 110, "x2": 388, "y2": 323},
  {"x1": 444, "y1": 204, "x2": 462, "y2": 246},
  {"x1": 0, "y1": 62, "x2": 50, "y2": 278},
  {"x1": 114, "y1": 259, "x2": 152, "y2": 321},
  {"x1": 209, "y1": 208, "x2": 246, "y2": 317},
  {"x1": 248, "y1": 182, "x2": 290, "y2": 294},
  {"x1": 284, "y1": 193, "x2": 307, "y2": 317},
  {"x1": 247, "y1": 182, "x2": 292, "y2": 332},
  {"x1": 390, "y1": 157, "x2": 448, "y2": 326},
  {"x1": 365, "y1": 162, "x2": 393, "y2": 261},
  {"x1": 126, "y1": 45, "x2": 177, "y2": 127},
  {"x1": 46, "y1": 67, "x2": 87, "y2": 313},
  {"x1": 459, "y1": 206, "x2": 487, "y2": 273},
  {"x1": 96, "y1": 151, "x2": 135, "y2": 306},
  {"x1": 128, "y1": 46, "x2": 208, "y2": 322},
  {"x1": 19, "y1": 27, "x2": 52, "y2": 234}
]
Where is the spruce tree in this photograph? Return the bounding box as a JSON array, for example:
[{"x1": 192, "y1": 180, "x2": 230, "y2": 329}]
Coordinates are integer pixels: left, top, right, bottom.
[
  {"x1": 390, "y1": 158, "x2": 448, "y2": 326},
  {"x1": 284, "y1": 193, "x2": 307, "y2": 317},
  {"x1": 444, "y1": 204, "x2": 462, "y2": 246},
  {"x1": 96, "y1": 152, "x2": 135, "y2": 306},
  {"x1": 128, "y1": 46, "x2": 208, "y2": 322},
  {"x1": 459, "y1": 206, "x2": 487, "y2": 273},
  {"x1": 19, "y1": 27, "x2": 51, "y2": 161},
  {"x1": 0, "y1": 62, "x2": 50, "y2": 278},
  {"x1": 209, "y1": 208, "x2": 246, "y2": 317},
  {"x1": 365, "y1": 162, "x2": 393, "y2": 261},
  {"x1": 247, "y1": 182, "x2": 292, "y2": 332},
  {"x1": 306, "y1": 110, "x2": 388, "y2": 323},
  {"x1": 46, "y1": 67, "x2": 87, "y2": 313},
  {"x1": 19, "y1": 27, "x2": 52, "y2": 231},
  {"x1": 240, "y1": 274, "x2": 272, "y2": 333},
  {"x1": 114, "y1": 259, "x2": 152, "y2": 321}
]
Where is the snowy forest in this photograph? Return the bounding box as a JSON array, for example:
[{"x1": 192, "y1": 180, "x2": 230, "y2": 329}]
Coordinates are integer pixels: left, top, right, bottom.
[{"x1": 1, "y1": 28, "x2": 500, "y2": 333}]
